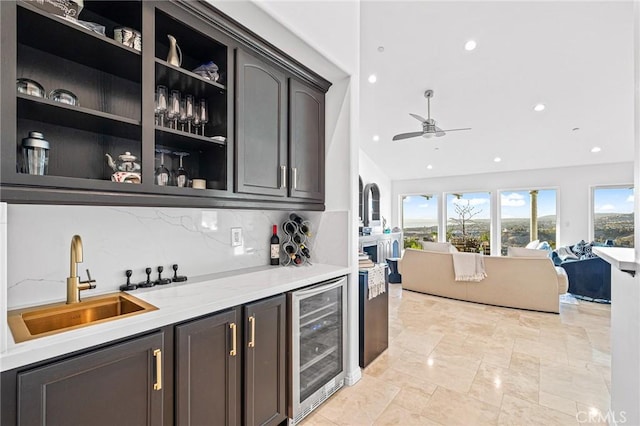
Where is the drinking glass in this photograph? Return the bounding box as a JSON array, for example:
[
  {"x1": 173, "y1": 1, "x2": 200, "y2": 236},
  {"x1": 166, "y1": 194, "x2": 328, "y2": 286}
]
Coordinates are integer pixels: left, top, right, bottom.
[
  {"x1": 173, "y1": 152, "x2": 189, "y2": 187},
  {"x1": 156, "y1": 86, "x2": 168, "y2": 127},
  {"x1": 178, "y1": 98, "x2": 188, "y2": 132},
  {"x1": 199, "y1": 99, "x2": 208, "y2": 136},
  {"x1": 167, "y1": 90, "x2": 180, "y2": 129},
  {"x1": 154, "y1": 90, "x2": 160, "y2": 125},
  {"x1": 155, "y1": 149, "x2": 171, "y2": 186},
  {"x1": 185, "y1": 95, "x2": 194, "y2": 133},
  {"x1": 192, "y1": 103, "x2": 201, "y2": 135}
]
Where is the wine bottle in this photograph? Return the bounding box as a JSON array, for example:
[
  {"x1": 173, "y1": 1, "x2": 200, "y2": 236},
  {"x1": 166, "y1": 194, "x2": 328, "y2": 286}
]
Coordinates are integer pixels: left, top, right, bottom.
[
  {"x1": 289, "y1": 213, "x2": 311, "y2": 236},
  {"x1": 293, "y1": 234, "x2": 303, "y2": 244},
  {"x1": 293, "y1": 254, "x2": 303, "y2": 265},
  {"x1": 270, "y1": 225, "x2": 279, "y2": 265},
  {"x1": 299, "y1": 244, "x2": 311, "y2": 258}
]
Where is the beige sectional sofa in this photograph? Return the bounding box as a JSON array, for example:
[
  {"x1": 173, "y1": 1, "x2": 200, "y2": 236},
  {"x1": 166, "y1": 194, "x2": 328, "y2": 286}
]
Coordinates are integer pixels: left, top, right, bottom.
[{"x1": 400, "y1": 248, "x2": 569, "y2": 313}]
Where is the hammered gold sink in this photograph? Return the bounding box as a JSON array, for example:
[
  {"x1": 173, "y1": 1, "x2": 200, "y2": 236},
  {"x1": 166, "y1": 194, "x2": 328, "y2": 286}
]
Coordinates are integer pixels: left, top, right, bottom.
[{"x1": 8, "y1": 293, "x2": 158, "y2": 343}]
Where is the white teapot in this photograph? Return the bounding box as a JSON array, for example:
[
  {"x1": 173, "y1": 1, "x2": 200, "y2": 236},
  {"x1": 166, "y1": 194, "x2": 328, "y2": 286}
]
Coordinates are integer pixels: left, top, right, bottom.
[{"x1": 105, "y1": 152, "x2": 141, "y2": 184}]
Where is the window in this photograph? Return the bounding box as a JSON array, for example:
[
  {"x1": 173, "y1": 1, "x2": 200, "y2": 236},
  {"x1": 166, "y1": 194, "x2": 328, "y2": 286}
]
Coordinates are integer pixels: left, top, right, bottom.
[
  {"x1": 446, "y1": 192, "x2": 491, "y2": 253},
  {"x1": 593, "y1": 186, "x2": 634, "y2": 247},
  {"x1": 402, "y1": 194, "x2": 438, "y2": 249},
  {"x1": 500, "y1": 189, "x2": 557, "y2": 255}
]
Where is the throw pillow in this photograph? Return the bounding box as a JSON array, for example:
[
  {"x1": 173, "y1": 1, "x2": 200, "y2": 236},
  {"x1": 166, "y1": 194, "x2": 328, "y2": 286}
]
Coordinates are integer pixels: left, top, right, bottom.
[
  {"x1": 581, "y1": 241, "x2": 597, "y2": 259},
  {"x1": 572, "y1": 240, "x2": 586, "y2": 257},
  {"x1": 507, "y1": 247, "x2": 550, "y2": 258},
  {"x1": 420, "y1": 241, "x2": 453, "y2": 253},
  {"x1": 525, "y1": 240, "x2": 540, "y2": 249},
  {"x1": 537, "y1": 241, "x2": 551, "y2": 251},
  {"x1": 556, "y1": 246, "x2": 579, "y2": 261}
]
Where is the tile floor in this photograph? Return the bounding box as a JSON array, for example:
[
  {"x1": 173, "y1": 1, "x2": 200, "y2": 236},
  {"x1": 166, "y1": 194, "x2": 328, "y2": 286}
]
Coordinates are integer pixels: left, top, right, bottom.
[{"x1": 302, "y1": 285, "x2": 611, "y2": 425}]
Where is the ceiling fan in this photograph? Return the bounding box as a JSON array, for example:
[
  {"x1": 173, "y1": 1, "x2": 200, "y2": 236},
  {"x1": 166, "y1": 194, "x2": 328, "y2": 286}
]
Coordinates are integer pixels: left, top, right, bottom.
[{"x1": 392, "y1": 90, "x2": 471, "y2": 141}]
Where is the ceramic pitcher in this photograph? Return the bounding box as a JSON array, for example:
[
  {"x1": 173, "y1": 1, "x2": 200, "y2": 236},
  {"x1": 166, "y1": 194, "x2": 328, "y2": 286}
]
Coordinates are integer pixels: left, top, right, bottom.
[{"x1": 167, "y1": 34, "x2": 182, "y2": 67}]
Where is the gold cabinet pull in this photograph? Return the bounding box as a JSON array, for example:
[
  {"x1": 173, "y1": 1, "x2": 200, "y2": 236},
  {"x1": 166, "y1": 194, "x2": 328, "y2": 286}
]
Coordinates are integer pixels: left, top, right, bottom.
[
  {"x1": 229, "y1": 323, "x2": 237, "y2": 356},
  {"x1": 248, "y1": 315, "x2": 256, "y2": 348},
  {"x1": 280, "y1": 165, "x2": 287, "y2": 188},
  {"x1": 153, "y1": 349, "x2": 162, "y2": 391},
  {"x1": 292, "y1": 167, "x2": 298, "y2": 190}
]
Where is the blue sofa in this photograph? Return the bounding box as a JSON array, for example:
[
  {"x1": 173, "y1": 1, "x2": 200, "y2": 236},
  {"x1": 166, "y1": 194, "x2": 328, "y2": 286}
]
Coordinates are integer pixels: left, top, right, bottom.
[{"x1": 552, "y1": 245, "x2": 612, "y2": 302}]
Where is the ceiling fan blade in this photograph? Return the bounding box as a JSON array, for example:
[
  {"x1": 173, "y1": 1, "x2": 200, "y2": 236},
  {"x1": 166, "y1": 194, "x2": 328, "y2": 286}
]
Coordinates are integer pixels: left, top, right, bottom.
[
  {"x1": 433, "y1": 126, "x2": 446, "y2": 137},
  {"x1": 392, "y1": 131, "x2": 424, "y2": 141},
  {"x1": 409, "y1": 113, "x2": 428, "y2": 123},
  {"x1": 441, "y1": 128, "x2": 472, "y2": 132}
]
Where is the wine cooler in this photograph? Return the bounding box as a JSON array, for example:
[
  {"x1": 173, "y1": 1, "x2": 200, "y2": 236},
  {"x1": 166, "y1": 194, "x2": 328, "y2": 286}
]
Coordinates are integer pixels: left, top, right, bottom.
[{"x1": 288, "y1": 276, "x2": 347, "y2": 424}]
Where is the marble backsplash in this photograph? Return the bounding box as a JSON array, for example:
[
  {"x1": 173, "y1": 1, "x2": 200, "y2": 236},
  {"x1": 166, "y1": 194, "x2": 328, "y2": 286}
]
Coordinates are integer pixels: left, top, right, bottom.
[{"x1": 6, "y1": 205, "x2": 346, "y2": 309}]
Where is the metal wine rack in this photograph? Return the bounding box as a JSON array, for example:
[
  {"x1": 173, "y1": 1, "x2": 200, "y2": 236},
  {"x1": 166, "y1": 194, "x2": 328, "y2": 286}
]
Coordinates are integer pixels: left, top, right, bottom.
[{"x1": 281, "y1": 218, "x2": 312, "y2": 266}]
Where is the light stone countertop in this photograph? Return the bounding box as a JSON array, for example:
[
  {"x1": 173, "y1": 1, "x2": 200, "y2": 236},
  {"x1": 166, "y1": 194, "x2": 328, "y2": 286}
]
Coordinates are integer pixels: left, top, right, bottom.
[
  {"x1": 592, "y1": 247, "x2": 638, "y2": 273},
  {"x1": 1, "y1": 263, "x2": 351, "y2": 372}
]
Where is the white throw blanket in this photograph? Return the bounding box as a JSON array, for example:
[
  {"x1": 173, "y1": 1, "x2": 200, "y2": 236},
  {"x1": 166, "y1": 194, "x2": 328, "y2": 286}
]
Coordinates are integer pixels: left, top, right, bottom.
[
  {"x1": 368, "y1": 264, "x2": 386, "y2": 300},
  {"x1": 452, "y1": 252, "x2": 487, "y2": 282}
]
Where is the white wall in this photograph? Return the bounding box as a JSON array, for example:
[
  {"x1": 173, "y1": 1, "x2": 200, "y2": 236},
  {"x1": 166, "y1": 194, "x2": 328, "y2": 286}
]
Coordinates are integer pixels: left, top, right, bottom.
[
  {"x1": 392, "y1": 162, "x2": 634, "y2": 253},
  {"x1": 4, "y1": 206, "x2": 344, "y2": 309},
  {"x1": 610, "y1": 2, "x2": 640, "y2": 424},
  {"x1": 253, "y1": 1, "x2": 358, "y2": 76},
  {"x1": 360, "y1": 149, "x2": 393, "y2": 230},
  {"x1": 213, "y1": 1, "x2": 349, "y2": 84}
]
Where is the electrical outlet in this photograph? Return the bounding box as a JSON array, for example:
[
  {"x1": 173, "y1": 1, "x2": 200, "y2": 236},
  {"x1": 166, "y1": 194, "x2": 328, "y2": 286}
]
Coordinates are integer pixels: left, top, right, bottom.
[{"x1": 231, "y1": 227, "x2": 242, "y2": 247}]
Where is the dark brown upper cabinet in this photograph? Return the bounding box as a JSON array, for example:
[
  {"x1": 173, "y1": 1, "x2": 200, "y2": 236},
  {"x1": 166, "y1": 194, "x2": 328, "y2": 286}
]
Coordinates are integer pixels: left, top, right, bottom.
[
  {"x1": 289, "y1": 79, "x2": 325, "y2": 202},
  {"x1": 0, "y1": 0, "x2": 330, "y2": 209},
  {"x1": 235, "y1": 48, "x2": 288, "y2": 198},
  {"x1": 16, "y1": 332, "x2": 165, "y2": 426}
]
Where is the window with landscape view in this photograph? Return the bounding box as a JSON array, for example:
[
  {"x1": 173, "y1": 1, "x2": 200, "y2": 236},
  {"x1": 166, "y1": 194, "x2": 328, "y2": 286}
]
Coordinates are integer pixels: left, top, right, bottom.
[
  {"x1": 402, "y1": 194, "x2": 438, "y2": 249},
  {"x1": 500, "y1": 189, "x2": 557, "y2": 255},
  {"x1": 446, "y1": 192, "x2": 491, "y2": 254},
  {"x1": 593, "y1": 186, "x2": 634, "y2": 247}
]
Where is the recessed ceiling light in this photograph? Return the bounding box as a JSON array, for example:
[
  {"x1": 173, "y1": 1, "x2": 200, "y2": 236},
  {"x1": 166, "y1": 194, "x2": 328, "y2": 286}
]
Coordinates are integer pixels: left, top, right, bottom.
[
  {"x1": 368, "y1": 74, "x2": 377, "y2": 84},
  {"x1": 372, "y1": 135, "x2": 380, "y2": 141},
  {"x1": 464, "y1": 40, "x2": 477, "y2": 51},
  {"x1": 591, "y1": 147, "x2": 602, "y2": 153},
  {"x1": 534, "y1": 103, "x2": 545, "y2": 112},
  {"x1": 494, "y1": 157, "x2": 502, "y2": 162},
  {"x1": 377, "y1": 46, "x2": 385, "y2": 53},
  {"x1": 427, "y1": 164, "x2": 433, "y2": 169}
]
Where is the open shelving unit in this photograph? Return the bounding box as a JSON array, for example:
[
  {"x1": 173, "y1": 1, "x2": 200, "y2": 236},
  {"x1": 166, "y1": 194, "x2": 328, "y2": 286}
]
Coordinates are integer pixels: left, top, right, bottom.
[{"x1": 152, "y1": 7, "x2": 228, "y2": 192}]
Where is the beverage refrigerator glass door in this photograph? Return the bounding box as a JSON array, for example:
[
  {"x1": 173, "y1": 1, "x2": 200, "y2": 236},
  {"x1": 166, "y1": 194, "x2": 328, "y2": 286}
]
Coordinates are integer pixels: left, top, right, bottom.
[{"x1": 288, "y1": 276, "x2": 347, "y2": 424}]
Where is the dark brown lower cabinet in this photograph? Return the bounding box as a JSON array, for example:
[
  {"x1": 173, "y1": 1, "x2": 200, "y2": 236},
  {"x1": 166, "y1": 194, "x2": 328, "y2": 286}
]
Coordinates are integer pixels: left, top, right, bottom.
[
  {"x1": 2, "y1": 294, "x2": 287, "y2": 426},
  {"x1": 16, "y1": 331, "x2": 165, "y2": 426},
  {"x1": 175, "y1": 308, "x2": 241, "y2": 426},
  {"x1": 244, "y1": 294, "x2": 287, "y2": 426},
  {"x1": 174, "y1": 295, "x2": 286, "y2": 426}
]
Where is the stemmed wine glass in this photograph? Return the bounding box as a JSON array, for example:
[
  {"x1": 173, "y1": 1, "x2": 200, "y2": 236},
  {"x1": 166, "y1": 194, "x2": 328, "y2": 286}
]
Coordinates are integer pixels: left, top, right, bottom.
[
  {"x1": 192, "y1": 103, "x2": 201, "y2": 135},
  {"x1": 173, "y1": 152, "x2": 189, "y2": 187},
  {"x1": 199, "y1": 99, "x2": 208, "y2": 136},
  {"x1": 178, "y1": 98, "x2": 188, "y2": 131},
  {"x1": 168, "y1": 90, "x2": 181, "y2": 129},
  {"x1": 156, "y1": 86, "x2": 168, "y2": 127},
  {"x1": 185, "y1": 95, "x2": 194, "y2": 133},
  {"x1": 154, "y1": 90, "x2": 160, "y2": 125},
  {"x1": 155, "y1": 148, "x2": 171, "y2": 186}
]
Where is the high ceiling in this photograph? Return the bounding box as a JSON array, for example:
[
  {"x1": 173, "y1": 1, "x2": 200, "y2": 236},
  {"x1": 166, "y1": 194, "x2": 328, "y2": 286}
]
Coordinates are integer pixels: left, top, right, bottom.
[{"x1": 359, "y1": 1, "x2": 635, "y2": 181}]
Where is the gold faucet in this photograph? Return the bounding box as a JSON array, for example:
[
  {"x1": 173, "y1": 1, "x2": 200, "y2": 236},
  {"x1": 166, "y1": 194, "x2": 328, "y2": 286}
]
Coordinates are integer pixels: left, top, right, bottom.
[{"x1": 66, "y1": 235, "x2": 96, "y2": 304}]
